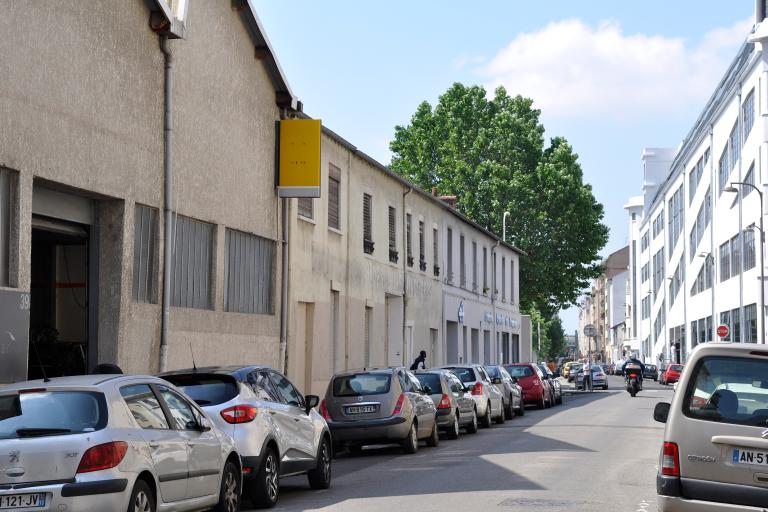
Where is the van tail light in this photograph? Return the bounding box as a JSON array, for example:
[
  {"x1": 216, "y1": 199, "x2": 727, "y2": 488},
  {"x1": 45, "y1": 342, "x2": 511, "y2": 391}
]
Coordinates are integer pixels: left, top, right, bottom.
[
  {"x1": 437, "y1": 394, "x2": 452, "y2": 409},
  {"x1": 320, "y1": 399, "x2": 332, "y2": 421},
  {"x1": 661, "y1": 442, "x2": 680, "y2": 477},
  {"x1": 392, "y1": 393, "x2": 406, "y2": 415},
  {"x1": 220, "y1": 405, "x2": 258, "y2": 424},
  {"x1": 77, "y1": 441, "x2": 128, "y2": 474}
]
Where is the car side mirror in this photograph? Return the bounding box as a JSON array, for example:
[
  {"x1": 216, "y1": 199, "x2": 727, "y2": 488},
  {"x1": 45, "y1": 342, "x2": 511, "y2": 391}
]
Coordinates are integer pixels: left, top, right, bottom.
[
  {"x1": 423, "y1": 385, "x2": 433, "y2": 395},
  {"x1": 654, "y1": 402, "x2": 670, "y2": 423},
  {"x1": 492, "y1": 377, "x2": 502, "y2": 385},
  {"x1": 510, "y1": 377, "x2": 518, "y2": 384},
  {"x1": 305, "y1": 394, "x2": 320, "y2": 413},
  {"x1": 197, "y1": 416, "x2": 212, "y2": 432}
]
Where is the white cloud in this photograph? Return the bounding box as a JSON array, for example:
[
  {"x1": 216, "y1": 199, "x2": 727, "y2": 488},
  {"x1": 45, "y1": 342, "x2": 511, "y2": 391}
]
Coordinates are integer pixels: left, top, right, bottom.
[{"x1": 478, "y1": 17, "x2": 753, "y2": 119}]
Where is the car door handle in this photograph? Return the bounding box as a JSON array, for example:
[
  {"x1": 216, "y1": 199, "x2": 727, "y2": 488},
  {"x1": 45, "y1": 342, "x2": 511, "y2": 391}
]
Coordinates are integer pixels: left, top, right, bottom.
[{"x1": 148, "y1": 441, "x2": 159, "y2": 448}]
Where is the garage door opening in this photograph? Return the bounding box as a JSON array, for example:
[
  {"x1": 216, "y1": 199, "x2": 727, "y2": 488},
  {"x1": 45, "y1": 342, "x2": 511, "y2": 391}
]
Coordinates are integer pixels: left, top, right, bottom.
[{"x1": 29, "y1": 217, "x2": 91, "y2": 379}]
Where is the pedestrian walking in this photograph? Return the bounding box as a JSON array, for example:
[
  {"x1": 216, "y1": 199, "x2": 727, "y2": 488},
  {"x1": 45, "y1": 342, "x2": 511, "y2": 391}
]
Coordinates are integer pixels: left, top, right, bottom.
[{"x1": 410, "y1": 350, "x2": 427, "y2": 370}]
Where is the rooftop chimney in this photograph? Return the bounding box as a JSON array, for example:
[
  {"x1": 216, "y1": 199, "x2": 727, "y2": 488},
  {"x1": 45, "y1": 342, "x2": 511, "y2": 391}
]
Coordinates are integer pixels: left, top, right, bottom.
[{"x1": 439, "y1": 195, "x2": 457, "y2": 208}]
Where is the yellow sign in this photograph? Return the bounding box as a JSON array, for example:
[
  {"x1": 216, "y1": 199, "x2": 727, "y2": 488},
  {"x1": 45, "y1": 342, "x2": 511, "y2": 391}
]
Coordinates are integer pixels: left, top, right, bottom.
[{"x1": 278, "y1": 119, "x2": 321, "y2": 197}]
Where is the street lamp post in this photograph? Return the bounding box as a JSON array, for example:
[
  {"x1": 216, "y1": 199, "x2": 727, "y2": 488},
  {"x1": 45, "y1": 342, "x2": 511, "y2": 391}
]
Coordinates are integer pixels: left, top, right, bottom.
[
  {"x1": 724, "y1": 182, "x2": 765, "y2": 344},
  {"x1": 502, "y1": 211, "x2": 510, "y2": 243}
]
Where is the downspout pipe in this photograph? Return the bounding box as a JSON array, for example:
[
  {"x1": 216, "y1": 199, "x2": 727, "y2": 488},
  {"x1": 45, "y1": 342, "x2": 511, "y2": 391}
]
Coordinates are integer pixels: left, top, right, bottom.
[
  {"x1": 402, "y1": 187, "x2": 412, "y2": 365},
  {"x1": 159, "y1": 34, "x2": 173, "y2": 373},
  {"x1": 492, "y1": 240, "x2": 500, "y2": 361}
]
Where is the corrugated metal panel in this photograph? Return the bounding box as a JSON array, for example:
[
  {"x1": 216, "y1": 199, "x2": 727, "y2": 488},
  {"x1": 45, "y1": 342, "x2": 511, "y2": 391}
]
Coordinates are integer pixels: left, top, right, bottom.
[
  {"x1": 171, "y1": 215, "x2": 213, "y2": 309},
  {"x1": 225, "y1": 229, "x2": 275, "y2": 314},
  {"x1": 133, "y1": 205, "x2": 158, "y2": 303}
]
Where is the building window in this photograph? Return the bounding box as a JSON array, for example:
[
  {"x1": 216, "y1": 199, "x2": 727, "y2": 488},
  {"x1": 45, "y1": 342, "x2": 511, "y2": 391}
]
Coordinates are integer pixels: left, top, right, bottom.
[
  {"x1": 743, "y1": 164, "x2": 755, "y2": 199},
  {"x1": 170, "y1": 215, "x2": 214, "y2": 310},
  {"x1": 641, "y1": 231, "x2": 649, "y2": 252},
  {"x1": 744, "y1": 303, "x2": 758, "y2": 343},
  {"x1": 133, "y1": 205, "x2": 158, "y2": 304},
  {"x1": 668, "y1": 257, "x2": 683, "y2": 307},
  {"x1": 224, "y1": 229, "x2": 275, "y2": 314},
  {"x1": 472, "y1": 241, "x2": 477, "y2": 290},
  {"x1": 730, "y1": 307, "x2": 741, "y2": 342},
  {"x1": 641, "y1": 263, "x2": 649, "y2": 283},
  {"x1": 510, "y1": 259, "x2": 515, "y2": 304},
  {"x1": 328, "y1": 164, "x2": 341, "y2": 230},
  {"x1": 688, "y1": 156, "x2": 705, "y2": 205},
  {"x1": 731, "y1": 233, "x2": 741, "y2": 277},
  {"x1": 652, "y1": 212, "x2": 664, "y2": 239},
  {"x1": 419, "y1": 220, "x2": 426, "y2": 271},
  {"x1": 719, "y1": 241, "x2": 731, "y2": 282},
  {"x1": 718, "y1": 144, "x2": 729, "y2": 196},
  {"x1": 501, "y1": 256, "x2": 506, "y2": 301},
  {"x1": 743, "y1": 89, "x2": 755, "y2": 142},
  {"x1": 363, "y1": 193, "x2": 373, "y2": 254},
  {"x1": 668, "y1": 184, "x2": 684, "y2": 252},
  {"x1": 744, "y1": 227, "x2": 756, "y2": 271},
  {"x1": 729, "y1": 121, "x2": 740, "y2": 170},
  {"x1": 459, "y1": 234, "x2": 466, "y2": 287},
  {"x1": 493, "y1": 253, "x2": 498, "y2": 296},
  {"x1": 482, "y1": 246, "x2": 488, "y2": 292},
  {"x1": 446, "y1": 227, "x2": 453, "y2": 282},
  {"x1": 297, "y1": 198, "x2": 313, "y2": 220},
  {"x1": 406, "y1": 213, "x2": 413, "y2": 266},
  {"x1": 388, "y1": 206, "x2": 398, "y2": 263},
  {"x1": 641, "y1": 296, "x2": 650, "y2": 319},
  {"x1": 653, "y1": 248, "x2": 665, "y2": 299},
  {"x1": 432, "y1": 228, "x2": 439, "y2": 276}
]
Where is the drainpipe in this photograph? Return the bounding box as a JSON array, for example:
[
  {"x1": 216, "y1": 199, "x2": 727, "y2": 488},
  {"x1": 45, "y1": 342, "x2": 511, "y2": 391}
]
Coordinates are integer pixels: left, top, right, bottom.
[
  {"x1": 402, "y1": 186, "x2": 412, "y2": 365},
  {"x1": 491, "y1": 240, "x2": 500, "y2": 361},
  {"x1": 159, "y1": 35, "x2": 173, "y2": 373},
  {"x1": 279, "y1": 109, "x2": 291, "y2": 374}
]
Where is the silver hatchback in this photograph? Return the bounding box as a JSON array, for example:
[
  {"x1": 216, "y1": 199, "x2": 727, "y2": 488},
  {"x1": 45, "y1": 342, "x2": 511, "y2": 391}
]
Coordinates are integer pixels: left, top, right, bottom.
[
  {"x1": 0, "y1": 375, "x2": 241, "y2": 512},
  {"x1": 415, "y1": 370, "x2": 478, "y2": 438},
  {"x1": 438, "y1": 365, "x2": 505, "y2": 427}
]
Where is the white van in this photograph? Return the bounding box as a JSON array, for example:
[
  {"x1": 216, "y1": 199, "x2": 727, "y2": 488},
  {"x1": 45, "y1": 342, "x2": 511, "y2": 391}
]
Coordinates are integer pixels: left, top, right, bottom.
[{"x1": 654, "y1": 342, "x2": 768, "y2": 511}]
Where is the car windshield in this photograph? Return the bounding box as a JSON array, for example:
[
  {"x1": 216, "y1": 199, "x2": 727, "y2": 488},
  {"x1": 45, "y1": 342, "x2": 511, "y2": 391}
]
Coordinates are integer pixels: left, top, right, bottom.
[
  {"x1": 415, "y1": 374, "x2": 442, "y2": 394},
  {"x1": 444, "y1": 367, "x2": 477, "y2": 383},
  {"x1": 485, "y1": 366, "x2": 500, "y2": 378},
  {"x1": 571, "y1": 364, "x2": 583, "y2": 372},
  {"x1": 505, "y1": 365, "x2": 533, "y2": 378},
  {"x1": 683, "y1": 356, "x2": 768, "y2": 427},
  {"x1": 162, "y1": 374, "x2": 239, "y2": 406},
  {"x1": 646, "y1": 365, "x2": 657, "y2": 371},
  {"x1": 333, "y1": 374, "x2": 391, "y2": 397},
  {"x1": 591, "y1": 365, "x2": 602, "y2": 372},
  {"x1": 0, "y1": 390, "x2": 107, "y2": 439}
]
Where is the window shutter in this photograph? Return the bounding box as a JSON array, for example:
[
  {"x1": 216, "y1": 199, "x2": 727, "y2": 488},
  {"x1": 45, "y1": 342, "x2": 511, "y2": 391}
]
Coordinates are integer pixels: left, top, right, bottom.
[
  {"x1": 298, "y1": 198, "x2": 313, "y2": 219},
  {"x1": 328, "y1": 164, "x2": 341, "y2": 229},
  {"x1": 388, "y1": 206, "x2": 396, "y2": 250},
  {"x1": 363, "y1": 194, "x2": 372, "y2": 241}
]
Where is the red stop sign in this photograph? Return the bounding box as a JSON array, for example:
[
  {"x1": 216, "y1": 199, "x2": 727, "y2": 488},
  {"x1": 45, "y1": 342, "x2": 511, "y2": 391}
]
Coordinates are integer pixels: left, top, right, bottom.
[{"x1": 717, "y1": 324, "x2": 729, "y2": 338}]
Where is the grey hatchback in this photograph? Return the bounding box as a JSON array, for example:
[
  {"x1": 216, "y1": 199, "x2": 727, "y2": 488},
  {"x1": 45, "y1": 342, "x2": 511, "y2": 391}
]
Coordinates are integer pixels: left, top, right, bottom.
[
  {"x1": 322, "y1": 367, "x2": 438, "y2": 454},
  {"x1": 415, "y1": 370, "x2": 478, "y2": 438}
]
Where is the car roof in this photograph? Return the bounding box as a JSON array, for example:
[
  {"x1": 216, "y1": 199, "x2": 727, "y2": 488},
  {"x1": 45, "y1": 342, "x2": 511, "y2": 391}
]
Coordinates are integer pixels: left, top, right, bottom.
[
  {"x1": 0, "y1": 374, "x2": 159, "y2": 391},
  {"x1": 332, "y1": 367, "x2": 400, "y2": 378},
  {"x1": 161, "y1": 365, "x2": 274, "y2": 376}
]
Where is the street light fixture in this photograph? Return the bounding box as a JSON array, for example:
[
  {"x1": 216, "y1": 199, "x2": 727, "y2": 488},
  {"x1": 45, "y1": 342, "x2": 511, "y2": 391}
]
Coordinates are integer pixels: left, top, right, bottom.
[
  {"x1": 724, "y1": 182, "x2": 765, "y2": 345},
  {"x1": 502, "y1": 211, "x2": 510, "y2": 242},
  {"x1": 697, "y1": 252, "x2": 716, "y2": 343}
]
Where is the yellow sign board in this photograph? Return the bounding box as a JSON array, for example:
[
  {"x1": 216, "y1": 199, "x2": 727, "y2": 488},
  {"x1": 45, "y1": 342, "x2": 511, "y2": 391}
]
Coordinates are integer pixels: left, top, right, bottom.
[{"x1": 278, "y1": 119, "x2": 321, "y2": 197}]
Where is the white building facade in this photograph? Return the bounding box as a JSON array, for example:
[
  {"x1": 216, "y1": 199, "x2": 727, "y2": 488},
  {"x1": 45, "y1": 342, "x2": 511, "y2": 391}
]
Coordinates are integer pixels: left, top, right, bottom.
[{"x1": 626, "y1": 12, "x2": 768, "y2": 363}]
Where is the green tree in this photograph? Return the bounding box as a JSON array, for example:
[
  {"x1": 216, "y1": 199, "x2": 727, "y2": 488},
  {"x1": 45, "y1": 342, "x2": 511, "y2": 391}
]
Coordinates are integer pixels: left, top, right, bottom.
[
  {"x1": 390, "y1": 83, "x2": 608, "y2": 316},
  {"x1": 545, "y1": 316, "x2": 567, "y2": 361}
]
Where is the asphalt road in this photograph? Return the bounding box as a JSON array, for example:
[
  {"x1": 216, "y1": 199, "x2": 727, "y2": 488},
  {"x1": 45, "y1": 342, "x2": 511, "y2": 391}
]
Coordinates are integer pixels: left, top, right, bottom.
[{"x1": 247, "y1": 375, "x2": 673, "y2": 512}]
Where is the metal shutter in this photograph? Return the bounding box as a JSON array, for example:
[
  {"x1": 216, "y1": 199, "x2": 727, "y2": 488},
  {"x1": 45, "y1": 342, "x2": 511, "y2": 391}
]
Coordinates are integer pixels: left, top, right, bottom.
[
  {"x1": 133, "y1": 204, "x2": 158, "y2": 303},
  {"x1": 170, "y1": 215, "x2": 213, "y2": 309},
  {"x1": 225, "y1": 229, "x2": 275, "y2": 314},
  {"x1": 328, "y1": 164, "x2": 341, "y2": 229}
]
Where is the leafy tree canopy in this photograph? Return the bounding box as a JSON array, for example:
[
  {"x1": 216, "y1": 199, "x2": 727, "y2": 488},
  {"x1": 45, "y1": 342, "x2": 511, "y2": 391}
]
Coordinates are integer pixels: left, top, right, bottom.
[{"x1": 390, "y1": 83, "x2": 608, "y2": 317}]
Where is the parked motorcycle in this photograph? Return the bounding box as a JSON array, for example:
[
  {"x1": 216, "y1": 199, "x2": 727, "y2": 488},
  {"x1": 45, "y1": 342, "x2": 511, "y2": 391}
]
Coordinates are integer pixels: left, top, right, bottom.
[{"x1": 624, "y1": 363, "x2": 643, "y2": 397}]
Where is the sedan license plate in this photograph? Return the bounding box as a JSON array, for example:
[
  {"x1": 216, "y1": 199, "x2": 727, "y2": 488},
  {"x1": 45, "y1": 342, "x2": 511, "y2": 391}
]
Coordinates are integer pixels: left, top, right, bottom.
[
  {"x1": 733, "y1": 448, "x2": 768, "y2": 466},
  {"x1": 0, "y1": 493, "x2": 46, "y2": 509},
  {"x1": 345, "y1": 405, "x2": 377, "y2": 415}
]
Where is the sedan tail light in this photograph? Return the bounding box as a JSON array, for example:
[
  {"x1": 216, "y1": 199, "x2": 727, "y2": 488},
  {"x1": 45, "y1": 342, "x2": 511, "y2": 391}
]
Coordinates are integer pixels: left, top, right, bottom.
[
  {"x1": 77, "y1": 441, "x2": 128, "y2": 473},
  {"x1": 320, "y1": 399, "x2": 332, "y2": 421},
  {"x1": 437, "y1": 394, "x2": 451, "y2": 409},
  {"x1": 471, "y1": 382, "x2": 484, "y2": 396},
  {"x1": 392, "y1": 393, "x2": 406, "y2": 415},
  {"x1": 220, "y1": 405, "x2": 258, "y2": 424},
  {"x1": 661, "y1": 442, "x2": 680, "y2": 477}
]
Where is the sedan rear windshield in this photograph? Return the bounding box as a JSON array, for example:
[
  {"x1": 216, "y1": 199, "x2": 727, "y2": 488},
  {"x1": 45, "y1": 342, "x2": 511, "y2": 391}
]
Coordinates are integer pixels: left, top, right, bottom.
[
  {"x1": 445, "y1": 368, "x2": 477, "y2": 383},
  {"x1": 333, "y1": 374, "x2": 391, "y2": 397},
  {"x1": 669, "y1": 365, "x2": 683, "y2": 372},
  {"x1": 684, "y1": 356, "x2": 768, "y2": 427},
  {"x1": 0, "y1": 390, "x2": 107, "y2": 439},
  {"x1": 162, "y1": 374, "x2": 239, "y2": 406},
  {"x1": 415, "y1": 374, "x2": 442, "y2": 393},
  {"x1": 505, "y1": 365, "x2": 533, "y2": 378}
]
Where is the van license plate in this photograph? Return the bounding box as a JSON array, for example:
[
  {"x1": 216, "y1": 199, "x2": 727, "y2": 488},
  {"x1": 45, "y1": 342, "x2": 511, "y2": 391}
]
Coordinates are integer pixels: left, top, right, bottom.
[
  {"x1": 733, "y1": 448, "x2": 768, "y2": 466},
  {"x1": 0, "y1": 493, "x2": 46, "y2": 509},
  {"x1": 345, "y1": 405, "x2": 377, "y2": 414}
]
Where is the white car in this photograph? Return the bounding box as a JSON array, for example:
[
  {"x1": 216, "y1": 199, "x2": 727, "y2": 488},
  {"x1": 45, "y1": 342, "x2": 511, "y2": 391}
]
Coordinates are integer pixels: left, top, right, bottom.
[
  {"x1": 438, "y1": 365, "x2": 505, "y2": 427},
  {"x1": 0, "y1": 375, "x2": 241, "y2": 512},
  {"x1": 162, "y1": 366, "x2": 331, "y2": 508}
]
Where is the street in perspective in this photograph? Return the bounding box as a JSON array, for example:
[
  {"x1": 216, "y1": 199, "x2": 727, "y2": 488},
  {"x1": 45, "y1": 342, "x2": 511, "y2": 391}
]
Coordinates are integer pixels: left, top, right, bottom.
[{"x1": 2, "y1": 1, "x2": 768, "y2": 511}]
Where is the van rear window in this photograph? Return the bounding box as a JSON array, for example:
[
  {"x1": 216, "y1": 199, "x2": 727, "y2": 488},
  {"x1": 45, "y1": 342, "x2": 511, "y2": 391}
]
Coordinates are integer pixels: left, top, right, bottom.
[
  {"x1": 683, "y1": 356, "x2": 768, "y2": 427},
  {"x1": 333, "y1": 374, "x2": 391, "y2": 397}
]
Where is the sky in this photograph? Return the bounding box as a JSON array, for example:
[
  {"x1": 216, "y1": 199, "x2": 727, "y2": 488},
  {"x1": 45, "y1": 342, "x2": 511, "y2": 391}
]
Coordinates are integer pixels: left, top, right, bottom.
[{"x1": 253, "y1": 0, "x2": 754, "y2": 334}]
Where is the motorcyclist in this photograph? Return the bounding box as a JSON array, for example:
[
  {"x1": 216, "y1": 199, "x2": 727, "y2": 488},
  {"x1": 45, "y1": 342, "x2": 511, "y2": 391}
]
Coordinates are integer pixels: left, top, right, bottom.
[{"x1": 623, "y1": 355, "x2": 645, "y2": 388}]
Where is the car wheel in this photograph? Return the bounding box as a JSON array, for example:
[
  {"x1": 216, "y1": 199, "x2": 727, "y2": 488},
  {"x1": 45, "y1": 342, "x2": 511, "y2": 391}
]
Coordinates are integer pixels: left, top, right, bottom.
[
  {"x1": 466, "y1": 409, "x2": 479, "y2": 434},
  {"x1": 308, "y1": 437, "x2": 332, "y2": 490},
  {"x1": 248, "y1": 447, "x2": 279, "y2": 509},
  {"x1": 128, "y1": 479, "x2": 155, "y2": 512},
  {"x1": 426, "y1": 419, "x2": 439, "y2": 447},
  {"x1": 481, "y1": 402, "x2": 492, "y2": 428},
  {"x1": 537, "y1": 395, "x2": 546, "y2": 409},
  {"x1": 213, "y1": 461, "x2": 241, "y2": 512},
  {"x1": 402, "y1": 422, "x2": 419, "y2": 454},
  {"x1": 447, "y1": 412, "x2": 460, "y2": 439},
  {"x1": 556, "y1": 393, "x2": 563, "y2": 405},
  {"x1": 494, "y1": 402, "x2": 505, "y2": 424},
  {"x1": 504, "y1": 397, "x2": 514, "y2": 420},
  {"x1": 516, "y1": 401, "x2": 525, "y2": 416}
]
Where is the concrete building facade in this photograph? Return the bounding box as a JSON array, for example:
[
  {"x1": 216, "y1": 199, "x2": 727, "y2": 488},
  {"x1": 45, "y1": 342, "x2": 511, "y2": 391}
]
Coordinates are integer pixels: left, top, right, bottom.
[{"x1": 625, "y1": 5, "x2": 768, "y2": 363}]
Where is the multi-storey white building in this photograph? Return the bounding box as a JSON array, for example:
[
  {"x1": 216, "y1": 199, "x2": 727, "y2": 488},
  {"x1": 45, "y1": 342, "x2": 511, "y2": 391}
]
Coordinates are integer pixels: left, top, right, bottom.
[{"x1": 626, "y1": 7, "x2": 768, "y2": 363}]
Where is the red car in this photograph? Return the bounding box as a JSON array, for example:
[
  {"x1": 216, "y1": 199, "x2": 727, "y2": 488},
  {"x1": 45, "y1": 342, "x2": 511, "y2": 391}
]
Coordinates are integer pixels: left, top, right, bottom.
[
  {"x1": 661, "y1": 363, "x2": 683, "y2": 385},
  {"x1": 503, "y1": 363, "x2": 552, "y2": 409}
]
